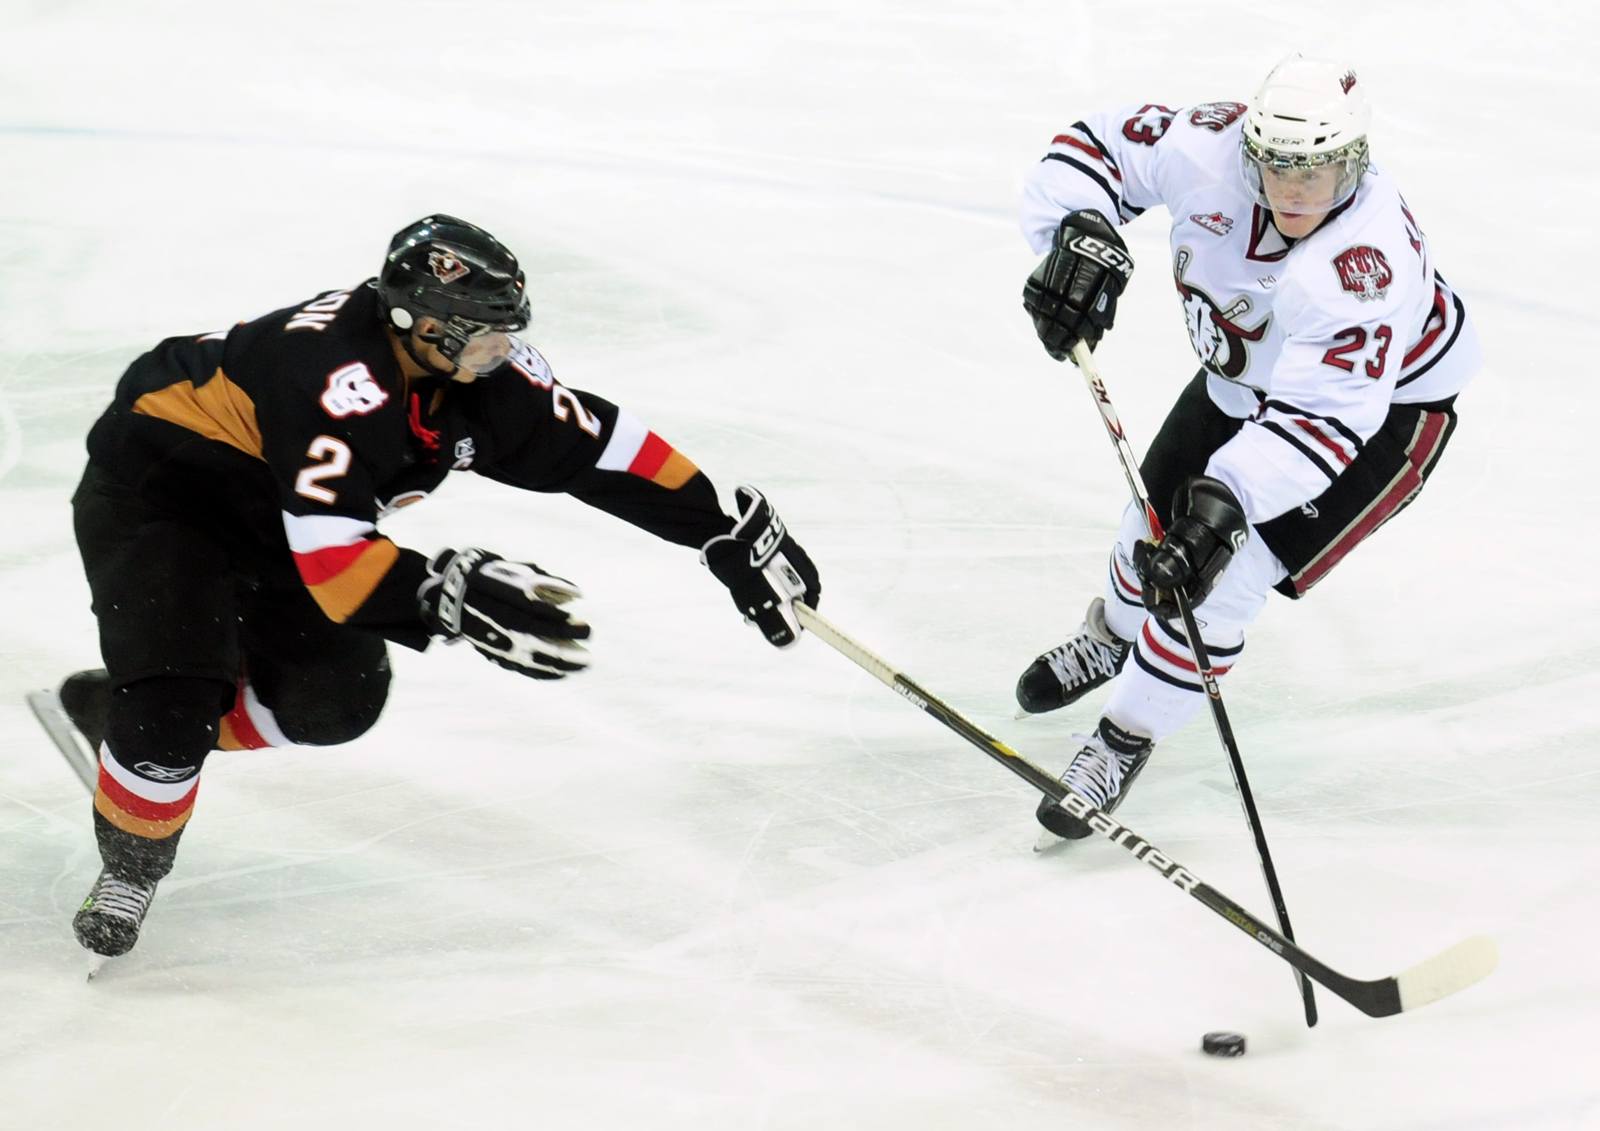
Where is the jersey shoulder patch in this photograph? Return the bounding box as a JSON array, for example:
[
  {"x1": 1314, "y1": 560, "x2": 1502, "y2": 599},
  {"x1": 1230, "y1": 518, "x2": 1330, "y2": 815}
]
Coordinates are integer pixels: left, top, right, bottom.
[
  {"x1": 1186, "y1": 101, "x2": 1248, "y2": 132},
  {"x1": 504, "y1": 338, "x2": 555, "y2": 388},
  {"x1": 1330, "y1": 245, "x2": 1395, "y2": 302}
]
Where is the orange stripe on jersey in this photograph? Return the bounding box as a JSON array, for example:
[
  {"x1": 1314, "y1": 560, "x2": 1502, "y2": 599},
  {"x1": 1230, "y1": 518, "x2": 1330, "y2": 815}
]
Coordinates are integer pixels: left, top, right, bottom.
[
  {"x1": 94, "y1": 767, "x2": 198, "y2": 840},
  {"x1": 296, "y1": 537, "x2": 400, "y2": 622},
  {"x1": 651, "y1": 450, "x2": 698, "y2": 489},
  {"x1": 627, "y1": 432, "x2": 699, "y2": 489},
  {"x1": 131, "y1": 367, "x2": 263, "y2": 459}
]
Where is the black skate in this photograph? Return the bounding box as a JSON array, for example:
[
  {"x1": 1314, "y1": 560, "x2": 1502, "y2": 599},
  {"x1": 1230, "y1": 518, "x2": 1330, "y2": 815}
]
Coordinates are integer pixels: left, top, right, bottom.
[
  {"x1": 1015, "y1": 598, "x2": 1131, "y2": 715},
  {"x1": 1035, "y1": 718, "x2": 1153, "y2": 845},
  {"x1": 25, "y1": 669, "x2": 110, "y2": 793},
  {"x1": 60, "y1": 669, "x2": 110, "y2": 752},
  {"x1": 74, "y1": 869, "x2": 158, "y2": 959}
]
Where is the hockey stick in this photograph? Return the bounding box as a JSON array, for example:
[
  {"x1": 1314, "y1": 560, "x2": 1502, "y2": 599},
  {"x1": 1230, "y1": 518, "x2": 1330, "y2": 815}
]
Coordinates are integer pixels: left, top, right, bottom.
[
  {"x1": 1068, "y1": 340, "x2": 1319, "y2": 1027},
  {"x1": 795, "y1": 601, "x2": 1497, "y2": 1018}
]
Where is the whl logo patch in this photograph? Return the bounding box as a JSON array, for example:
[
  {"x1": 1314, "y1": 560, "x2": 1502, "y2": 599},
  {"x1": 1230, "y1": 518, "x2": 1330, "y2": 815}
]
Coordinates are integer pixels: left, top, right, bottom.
[{"x1": 1332, "y1": 245, "x2": 1393, "y2": 302}]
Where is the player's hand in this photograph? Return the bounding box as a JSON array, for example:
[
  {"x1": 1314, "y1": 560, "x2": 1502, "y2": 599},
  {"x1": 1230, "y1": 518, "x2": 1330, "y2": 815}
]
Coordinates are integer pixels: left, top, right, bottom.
[
  {"x1": 1132, "y1": 476, "x2": 1248, "y2": 617},
  {"x1": 1023, "y1": 209, "x2": 1134, "y2": 360},
  {"x1": 419, "y1": 548, "x2": 590, "y2": 679},
  {"x1": 701, "y1": 485, "x2": 820, "y2": 648}
]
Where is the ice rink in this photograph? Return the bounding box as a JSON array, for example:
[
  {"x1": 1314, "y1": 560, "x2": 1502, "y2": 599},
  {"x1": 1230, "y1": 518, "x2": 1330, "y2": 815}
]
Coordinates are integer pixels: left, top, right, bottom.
[{"x1": 4, "y1": 2, "x2": 1598, "y2": 1128}]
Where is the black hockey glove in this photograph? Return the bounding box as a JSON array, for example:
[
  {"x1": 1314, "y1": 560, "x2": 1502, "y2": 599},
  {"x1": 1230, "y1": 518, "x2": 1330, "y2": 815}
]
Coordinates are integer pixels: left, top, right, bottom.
[
  {"x1": 419, "y1": 548, "x2": 590, "y2": 679},
  {"x1": 1132, "y1": 476, "x2": 1249, "y2": 619},
  {"x1": 701, "y1": 485, "x2": 821, "y2": 648},
  {"x1": 1023, "y1": 209, "x2": 1134, "y2": 360}
]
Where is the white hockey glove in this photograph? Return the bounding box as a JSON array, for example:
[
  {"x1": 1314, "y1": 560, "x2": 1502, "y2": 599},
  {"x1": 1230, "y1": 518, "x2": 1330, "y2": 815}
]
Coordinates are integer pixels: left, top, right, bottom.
[
  {"x1": 700, "y1": 485, "x2": 821, "y2": 648},
  {"x1": 419, "y1": 548, "x2": 590, "y2": 680}
]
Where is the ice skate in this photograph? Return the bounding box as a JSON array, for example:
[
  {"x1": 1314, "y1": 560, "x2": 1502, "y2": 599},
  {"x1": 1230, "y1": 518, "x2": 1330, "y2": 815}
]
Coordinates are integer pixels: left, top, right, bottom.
[
  {"x1": 73, "y1": 869, "x2": 158, "y2": 962},
  {"x1": 1015, "y1": 598, "x2": 1131, "y2": 716},
  {"x1": 1033, "y1": 719, "x2": 1153, "y2": 850},
  {"x1": 25, "y1": 669, "x2": 109, "y2": 793}
]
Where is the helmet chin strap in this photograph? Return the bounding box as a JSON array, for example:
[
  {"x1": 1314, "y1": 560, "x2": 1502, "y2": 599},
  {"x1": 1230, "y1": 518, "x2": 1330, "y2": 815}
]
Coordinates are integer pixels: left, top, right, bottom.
[{"x1": 397, "y1": 327, "x2": 459, "y2": 380}]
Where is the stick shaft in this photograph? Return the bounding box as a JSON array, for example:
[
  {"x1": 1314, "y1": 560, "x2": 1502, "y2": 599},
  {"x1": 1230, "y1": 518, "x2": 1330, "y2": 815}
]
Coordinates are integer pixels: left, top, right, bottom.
[{"x1": 1066, "y1": 342, "x2": 1317, "y2": 1025}]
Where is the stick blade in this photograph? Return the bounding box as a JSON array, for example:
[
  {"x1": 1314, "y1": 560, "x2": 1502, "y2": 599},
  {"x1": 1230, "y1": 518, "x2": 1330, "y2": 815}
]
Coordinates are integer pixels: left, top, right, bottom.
[{"x1": 1395, "y1": 934, "x2": 1499, "y2": 1012}]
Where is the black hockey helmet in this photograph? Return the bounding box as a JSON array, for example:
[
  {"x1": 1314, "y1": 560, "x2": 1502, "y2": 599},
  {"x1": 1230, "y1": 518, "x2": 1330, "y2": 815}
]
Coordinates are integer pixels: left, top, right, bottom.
[{"x1": 377, "y1": 214, "x2": 531, "y2": 360}]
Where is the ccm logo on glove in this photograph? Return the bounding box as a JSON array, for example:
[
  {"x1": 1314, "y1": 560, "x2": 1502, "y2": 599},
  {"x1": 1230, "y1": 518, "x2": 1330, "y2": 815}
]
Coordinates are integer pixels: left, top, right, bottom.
[{"x1": 701, "y1": 485, "x2": 821, "y2": 648}]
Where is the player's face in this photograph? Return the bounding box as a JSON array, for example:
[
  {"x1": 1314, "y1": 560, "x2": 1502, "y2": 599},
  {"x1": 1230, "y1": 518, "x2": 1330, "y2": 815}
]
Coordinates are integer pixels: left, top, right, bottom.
[
  {"x1": 452, "y1": 330, "x2": 513, "y2": 379},
  {"x1": 1260, "y1": 164, "x2": 1341, "y2": 221},
  {"x1": 1241, "y1": 137, "x2": 1366, "y2": 240},
  {"x1": 411, "y1": 319, "x2": 513, "y2": 382}
]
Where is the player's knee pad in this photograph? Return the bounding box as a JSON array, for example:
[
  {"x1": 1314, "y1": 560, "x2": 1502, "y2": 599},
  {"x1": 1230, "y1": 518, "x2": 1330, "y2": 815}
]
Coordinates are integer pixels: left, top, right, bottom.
[
  {"x1": 105, "y1": 676, "x2": 230, "y2": 770},
  {"x1": 266, "y1": 655, "x2": 391, "y2": 747}
]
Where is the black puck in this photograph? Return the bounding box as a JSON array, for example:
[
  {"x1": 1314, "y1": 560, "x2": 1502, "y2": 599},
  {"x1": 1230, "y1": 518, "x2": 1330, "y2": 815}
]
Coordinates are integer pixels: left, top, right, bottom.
[{"x1": 1201, "y1": 1031, "x2": 1246, "y2": 1057}]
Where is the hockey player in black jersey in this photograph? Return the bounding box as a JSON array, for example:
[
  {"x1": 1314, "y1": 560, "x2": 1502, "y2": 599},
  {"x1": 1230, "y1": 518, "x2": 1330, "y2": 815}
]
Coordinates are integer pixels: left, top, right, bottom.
[{"x1": 47, "y1": 214, "x2": 821, "y2": 960}]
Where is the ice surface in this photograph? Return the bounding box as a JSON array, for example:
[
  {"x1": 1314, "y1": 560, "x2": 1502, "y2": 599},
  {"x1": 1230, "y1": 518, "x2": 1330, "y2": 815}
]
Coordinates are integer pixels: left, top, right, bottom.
[{"x1": 3, "y1": 3, "x2": 1598, "y2": 1129}]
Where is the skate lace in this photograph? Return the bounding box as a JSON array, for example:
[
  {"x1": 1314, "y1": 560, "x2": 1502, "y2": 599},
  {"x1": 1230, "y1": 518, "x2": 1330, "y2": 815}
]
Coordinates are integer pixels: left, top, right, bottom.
[
  {"x1": 1060, "y1": 738, "x2": 1135, "y2": 809},
  {"x1": 1043, "y1": 633, "x2": 1122, "y2": 689},
  {"x1": 89, "y1": 875, "x2": 154, "y2": 924}
]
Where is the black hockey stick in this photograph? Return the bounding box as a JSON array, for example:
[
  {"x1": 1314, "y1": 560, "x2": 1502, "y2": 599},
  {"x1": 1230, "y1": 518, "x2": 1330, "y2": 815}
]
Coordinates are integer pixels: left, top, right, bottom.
[
  {"x1": 795, "y1": 602, "x2": 1497, "y2": 1018},
  {"x1": 1068, "y1": 340, "x2": 1319, "y2": 1027}
]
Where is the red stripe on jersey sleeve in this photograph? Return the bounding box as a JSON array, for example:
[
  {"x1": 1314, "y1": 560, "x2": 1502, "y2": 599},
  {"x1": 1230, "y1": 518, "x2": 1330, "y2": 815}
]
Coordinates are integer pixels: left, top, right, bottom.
[
  {"x1": 627, "y1": 432, "x2": 673, "y2": 480},
  {"x1": 293, "y1": 540, "x2": 377, "y2": 586},
  {"x1": 1053, "y1": 135, "x2": 1122, "y2": 181}
]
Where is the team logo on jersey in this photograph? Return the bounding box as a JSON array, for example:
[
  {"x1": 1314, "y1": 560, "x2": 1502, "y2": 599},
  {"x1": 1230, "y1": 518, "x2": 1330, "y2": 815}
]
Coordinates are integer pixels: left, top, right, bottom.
[
  {"x1": 427, "y1": 250, "x2": 470, "y2": 284},
  {"x1": 1332, "y1": 245, "x2": 1393, "y2": 302},
  {"x1": 1173, "y1": 248, "x2": 1270, "y2": 382},
  {"x1": 320, "y1": 362, "x2": 389, "y2": 418},
  {"x1": 1340, "y1": 70, "x2": 1358, "y2": 94},
  {"x1": 1190, "y1": 212, "x2": 1234, "y2": 236},
  {"x1": 452, "y1": 437, "x2": 477, "y2": 470},
  {"x1": 1188, "y1": 101, "x2": 1247, "y2": 132}
]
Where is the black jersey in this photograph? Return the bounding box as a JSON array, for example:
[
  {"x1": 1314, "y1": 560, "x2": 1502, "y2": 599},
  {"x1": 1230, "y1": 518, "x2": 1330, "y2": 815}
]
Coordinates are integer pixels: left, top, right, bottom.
[{"x1": 86, "y1": 281, "x2": 733, "y2": 648}]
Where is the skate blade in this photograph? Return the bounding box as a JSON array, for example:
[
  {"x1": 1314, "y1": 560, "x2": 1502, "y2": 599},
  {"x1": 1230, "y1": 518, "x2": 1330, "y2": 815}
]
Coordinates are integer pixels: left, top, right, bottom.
[
  {"x1": 1033, "y1": 827, "x2": 1068, "y2": 853},
  {"x1": 85, "y1": 954, "x2": 110, "y2": 981},
  {"x1": 25, "y1": 689, "x2": 99, "y2": 794}
]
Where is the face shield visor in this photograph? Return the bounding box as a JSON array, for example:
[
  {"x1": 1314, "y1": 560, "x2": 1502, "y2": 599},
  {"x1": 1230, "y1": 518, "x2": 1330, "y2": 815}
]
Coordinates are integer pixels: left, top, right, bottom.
[
  {"x1": 1240, "y1": 134, "x2": 1368, "y2": 216},
  {"x1": 426, "y1": 315, "x2": 517, "y2": 376}
]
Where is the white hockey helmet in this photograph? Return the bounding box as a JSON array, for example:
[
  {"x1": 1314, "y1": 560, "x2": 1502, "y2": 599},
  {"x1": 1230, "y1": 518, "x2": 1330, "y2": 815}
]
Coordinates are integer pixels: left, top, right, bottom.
[{"x1": 1240, "y1": 54, "x2": 1371, "y2": 214}]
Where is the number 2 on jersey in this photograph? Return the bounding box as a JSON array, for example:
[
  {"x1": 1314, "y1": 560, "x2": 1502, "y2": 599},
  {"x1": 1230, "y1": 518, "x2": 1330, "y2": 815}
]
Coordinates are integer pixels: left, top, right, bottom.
[{"x1": 295, "y1": 435, "x2": 352, "y2": 503}]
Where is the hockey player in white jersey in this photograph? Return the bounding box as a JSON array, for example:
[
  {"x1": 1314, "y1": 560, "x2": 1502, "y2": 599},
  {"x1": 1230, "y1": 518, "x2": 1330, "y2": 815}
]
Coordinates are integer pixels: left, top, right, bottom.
[{"x1": 1014, "y1": 55, "x2": 1480, "y2": 841}]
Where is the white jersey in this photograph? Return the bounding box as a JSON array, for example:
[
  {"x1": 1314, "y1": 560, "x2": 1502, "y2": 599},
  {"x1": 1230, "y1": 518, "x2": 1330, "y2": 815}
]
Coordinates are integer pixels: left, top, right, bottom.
[{"x1": 1021, "y1": 100, "x2": 1481, "y2": 524}]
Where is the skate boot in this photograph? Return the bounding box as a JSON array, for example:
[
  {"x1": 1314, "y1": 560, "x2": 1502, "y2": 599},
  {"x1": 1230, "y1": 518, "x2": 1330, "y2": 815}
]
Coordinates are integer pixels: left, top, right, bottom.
[
  {"x1": 74, "y1": 869, "x2": 158, "y2": 958},
  {"x1": 60, "y1": 669, "x2": 110, "y2": 753},
  {"x1": 1015, "y1": 598, "x2": 1131, "y2": 715},
  {"x1": 1035, "y1": 718, "x2": 1154, "y2": 841}
]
